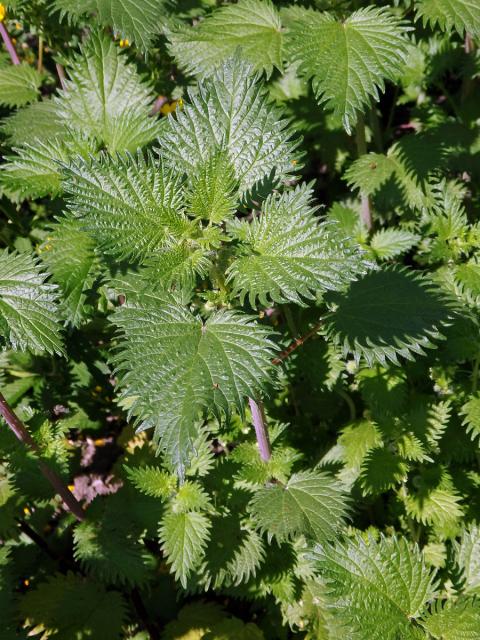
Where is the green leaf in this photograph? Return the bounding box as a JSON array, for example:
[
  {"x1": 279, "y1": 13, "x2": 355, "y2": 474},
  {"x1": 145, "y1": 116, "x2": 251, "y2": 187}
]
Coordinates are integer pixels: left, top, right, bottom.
[
  {"x1": 19, "y1": 572, "x2": 127, "y2": 640},
  {"x1": 321, "y1": 419, "x2": 383, "y2": 486},
  {"x1": 422, "y1": 598, "x2": 480, "y2": 640},
  {"x1": 403, "y1": 469, "x2": 464, "y2": 539},
  {"x1": 453, "y1": 524, "x2": 480, "y2": 595},
  {"x1": 156, "y1": 57, "x2": 299, "y2": 195},
  {"x1": 326, "y1": 266, "x2": 453, "y2": 366},
  {"x1": 159, "y1": 509, "x2": 211, "y2": 588},
  {"x1": 227, "y1": 184, "x2": 368, "y2": 306},
  {"x1": 284, "y1": 6, "x2": 410, "y2": 133},
  {"x1": 370, "y1": 228, "x2": 420, "y2": 261},
  {"x1": 40, "y1": 219, "x2": 99, "y2": 327},
  {"x1": 63, "y1": 152, "x2": 189, "y2": 262},
  {"x1": 0, "y1": 63, "x2": 41, "y2": 107},
  {"x1": 1, "y1": 99, "x2": 63, "y2": 145},
  {"x1": 310, "y1": 535, "x2": 436, "y2": 640},
  {"x1": 167, "y1": 0, "x2": 283, "y2": 78},
  {"x1": 248, "y1": 470, "x2": 349, "y2": 543},
  {"x1": 125, "y1": 465, "x2": 176, "y2": 499},
  {"x1": 112, "y1": 292, "x2": 277, "y2": 471},
  {"x1": 344, "y1": 146, "x2": 427, "y2": 210},
  {"x1": 56, "y1": 32, "x2": 158, "y2": 152},
  {"x1": 73, "y1": 519, "x2": 154, "y2": 586},
  {"x1": 460, "y1": 393, "x2": 480, "y2": 442},
  {"x1": 1, "y1": 132, "x2": 97, "y2": 199},
  {"x1": 0, "y1": 249, "x2": 63, "y2": 355},
  {"x1": 52, "y1": 0, "x2": 167, "y2": 50},
  {"x1": 415, "y1": 0, "x2": 480, "y2": 38},
  {"x1": 187, "y1": 152, "x2": 238, "y2": 224},
  {"x1": 359, "y1": 447, "x2": 409, "y2": 495}
]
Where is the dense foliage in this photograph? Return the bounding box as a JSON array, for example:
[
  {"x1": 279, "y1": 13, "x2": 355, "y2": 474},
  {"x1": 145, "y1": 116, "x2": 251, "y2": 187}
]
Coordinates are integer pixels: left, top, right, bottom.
[{"x1": 0, "y1": 0, "x2": 479, "y2": 638}]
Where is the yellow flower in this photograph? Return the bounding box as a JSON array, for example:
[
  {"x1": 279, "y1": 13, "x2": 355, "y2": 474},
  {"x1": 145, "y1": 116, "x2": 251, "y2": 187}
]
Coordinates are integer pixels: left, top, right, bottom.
[
  {"x1": 119, "y1": 38, "x2": 130, "y2": 48},
  {"x1": 160, "y1": 99, "x2": 184, "y2": 116},
  {"x1": 0, "y1": 4, "x2": 6, "y2": 22}
]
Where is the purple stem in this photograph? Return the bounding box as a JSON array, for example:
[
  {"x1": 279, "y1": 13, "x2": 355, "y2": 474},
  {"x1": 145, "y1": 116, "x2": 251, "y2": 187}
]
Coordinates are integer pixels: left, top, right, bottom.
[
  {"x1": 55, "y1": 63, "x2": 67, "y2": 91},
  {"x1": 249, "y1": 397, "x2": 271, "y2": 462},
  {"x1": 0, "y1": 392, "x2": 85, "y2": 521},
  {"x1": 0, "y1": 22, "x2": 20, "y2": 65}
]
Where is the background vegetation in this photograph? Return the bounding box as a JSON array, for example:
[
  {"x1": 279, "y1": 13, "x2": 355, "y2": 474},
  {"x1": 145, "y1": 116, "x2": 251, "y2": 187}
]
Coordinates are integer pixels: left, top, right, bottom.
[{"x1": 0, "y1": 0, "x2": 479, "y2": 638}]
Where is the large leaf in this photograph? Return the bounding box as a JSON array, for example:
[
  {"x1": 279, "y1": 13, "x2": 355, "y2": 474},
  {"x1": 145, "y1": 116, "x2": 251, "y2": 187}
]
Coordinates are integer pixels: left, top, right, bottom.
[
  {"x1": 0, "y1": 63, "x2": 42, "y2": 107},
  {"x1": 63, "y1": 151, "x2": 189, "y2": 262},
  {"x1": 227, "y1": 184, "x2": 368, "y2": 306},
  {"x1": 248, "y1": 470, "x2": 348, "y2": 543},
  {"x1": 415, "y1": 0, "x2": 480, "y2": 38},
  {"x1": 310, "y1": 535, "x2": 436, "y2": 640},
  {"x1": 19, "y1": 573, "x2": 127, "y2": 640},
  {"x1": 167, "y1": 0, "x2": 283, "y2": 78},
  {"x1": 326, "y1": 266, "x2": 453, "y2": 366},
  {"x1": 156, "y1": 57, "x2": 299, "y2": 195},
  {"x1": 51, "y1": 0, "x2": 167, "y2": 50},
  {"x1": 112, "y1": 289, "x2": 277, "y2": 471},
  {"x1": 284, "y1": 6, "x2": 410, "y2": 133},
  {"x1": 55, "y1": 32, "x2": 158, "y2": 152},
  {"x1": 0, "y1": 250, "x2": 63, "y2": 355},
  {"x1": 73, "y1": 519, "x2": 153, "y2": 586}
]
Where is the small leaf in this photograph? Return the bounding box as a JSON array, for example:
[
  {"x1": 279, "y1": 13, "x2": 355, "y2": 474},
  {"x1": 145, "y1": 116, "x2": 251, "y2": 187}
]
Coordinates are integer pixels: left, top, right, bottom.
[
  {"x1": 248, "y1": 470, "x2": 349, "y2": 543},
  {"x1": 370, "y1": 228, "x2": 420, "y2": 260},
  {"x1": 125, "y1": 465, "x2": 176, "y2": 499},
  {"x1": 0, "y1": 63, "x2": 41, "y2": 107},
  {"x1": 159, "y1": 509, "x2": 211, "y2": 588}
]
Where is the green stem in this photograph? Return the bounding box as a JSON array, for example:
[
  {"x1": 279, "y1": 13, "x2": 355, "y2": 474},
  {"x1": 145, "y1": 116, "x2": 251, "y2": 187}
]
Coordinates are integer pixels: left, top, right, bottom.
[
  {"x1": 354, "y1": 114, "x2": 373, "y2": 231},
  {"x1": 368, "y1": 107, "x2": 383, "y2": 152},
  {"x1": 336, "y1": 388, "x2": 356, "y2": 422}
]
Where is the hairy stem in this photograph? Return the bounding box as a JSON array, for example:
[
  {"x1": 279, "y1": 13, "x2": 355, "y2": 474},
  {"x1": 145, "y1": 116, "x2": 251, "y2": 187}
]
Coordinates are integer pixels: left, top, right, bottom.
[
  {"x1": 37, "y1": 34, "x2": 43, "y2": 73},
  {"x1": 271, "y1": 321, "x2": 322, "y2": 365},
  {"x1": 0, "y1": 392, "x2": 85, "y2": 521},
  {"x1": 0, "y1": 21, "x2": 20, "y2": 65},
  {"x1": 355, "y1": 114, "x2": 373, "y2": 231},
  {"x1": 249, "y1": 397, "x2": 271, "y2": 462},
  {"x1": 56, "y1": 63, "x2": 67, "y2": 90}
]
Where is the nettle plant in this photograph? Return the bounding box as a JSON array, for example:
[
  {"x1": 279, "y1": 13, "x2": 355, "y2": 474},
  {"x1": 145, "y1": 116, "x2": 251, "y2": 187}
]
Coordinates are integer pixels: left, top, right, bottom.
[{"x1": 0, "y1": 0, "x2": 479, "y2": 638}]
